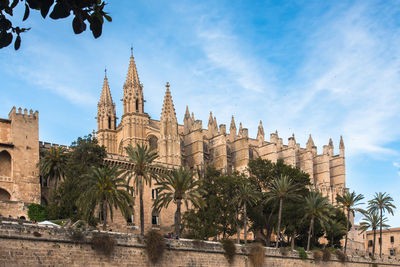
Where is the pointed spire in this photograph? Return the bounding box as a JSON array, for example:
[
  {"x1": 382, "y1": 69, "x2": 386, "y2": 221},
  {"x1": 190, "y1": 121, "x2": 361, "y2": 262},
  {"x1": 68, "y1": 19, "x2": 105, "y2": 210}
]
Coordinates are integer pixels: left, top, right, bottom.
[
  {"x1": 99, "y1": 75, "x2": 113, "y2": 104},
  {"x1": 257, "y1": 120, "x2": 264, "y2": 140},
  {"x1": 161, "y1": 82, "x2": 177, "y2": 121},
  {"x1": 238, "y1": 122, "x2": 243, "y2": 135},
  {"x1": 230, "y1": 116, "x2": 236, "y2": 130},
  {"x1": 185, "y1": 106, "x2": 190, "y2": 119},
  {"x1": 191, "y1": 112, "x2": 195, "y2": 121},
  {"x1": 329, "y1": 138, "x2": 333, "y2": 147},
  {"x1": 208, "y1": 112, "x2": 214, "y2": 126},
  {"x1": 306, "y1": 134, "x2": 315, "y2": 148},
  {"x1": 124, "y1": 48, "x2": 140, "y2": 88},
  {"x1": 339, "y1": 136, "x2": 344, "y2": 149}
]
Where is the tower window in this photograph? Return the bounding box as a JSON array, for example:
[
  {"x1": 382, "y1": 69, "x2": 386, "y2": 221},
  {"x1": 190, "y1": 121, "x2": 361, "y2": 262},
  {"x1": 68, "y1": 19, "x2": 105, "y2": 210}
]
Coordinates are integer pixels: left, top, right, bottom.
[
  {"x1": 136, "y1": 99, "x2": 139, "y2": 112},
  {"x1": 108, "y1": 116, "x2": 111, "y2": 129}
]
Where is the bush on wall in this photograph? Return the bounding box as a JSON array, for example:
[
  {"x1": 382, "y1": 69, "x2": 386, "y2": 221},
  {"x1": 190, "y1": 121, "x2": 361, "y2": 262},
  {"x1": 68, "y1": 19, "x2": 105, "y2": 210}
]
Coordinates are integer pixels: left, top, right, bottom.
[
  {"x1": 27, "y1": 203, "x2": 46, "y2": 222},
  {"x1": 91, "y1": 233, "x2": 116, "y2": 256},
  {"x1": 249, "y1": 243, "x2": 264, "y2": 267},
  {"x1": 144, "y1": 230, "x2": 166, "y2": 264},
  {"x1": 221, "y1": 239, "x2": 236, "y2": 264}
]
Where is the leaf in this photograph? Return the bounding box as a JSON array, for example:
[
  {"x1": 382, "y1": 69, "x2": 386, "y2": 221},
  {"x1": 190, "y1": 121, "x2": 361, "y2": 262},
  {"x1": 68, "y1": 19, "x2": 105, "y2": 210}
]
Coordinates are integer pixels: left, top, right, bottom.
[
  {"x1": 89, "y1": 15, "x2": 102, "y2": 39},
  {"x1": 0, "y1": 18, "x2": 12, "y2": 30},
  {"x1": 103, "y1": 14, "x2": 112, "y2": 22},
  {"x1": 40, "y1": 0, "x2": 54, "y2": 18},
  {"x1": 14, "y1": 35, "x2": 21, "y2": 50},
  {"x1": 23, "y1": 3, "x2": 30, "y2": 21},
  {"x1": 72, "y1": 16, "x2": 86, "y2": 34},
  {"x1": 49, "y1": 2, "x2": 70, "y2": 20},
  {"x1": 10, "y1": 0, "x2": 18, "y2": 9},
  {"x1": 0, "y1": 32, "x2": 13, "y2": 48}
]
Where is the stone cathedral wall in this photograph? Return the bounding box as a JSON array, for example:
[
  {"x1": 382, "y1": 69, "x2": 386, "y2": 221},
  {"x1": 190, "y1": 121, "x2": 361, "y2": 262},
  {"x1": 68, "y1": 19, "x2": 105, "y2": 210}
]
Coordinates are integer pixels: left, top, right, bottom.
[{"x1": 0, "y1": 222, "x2": 398, "y2": 267}]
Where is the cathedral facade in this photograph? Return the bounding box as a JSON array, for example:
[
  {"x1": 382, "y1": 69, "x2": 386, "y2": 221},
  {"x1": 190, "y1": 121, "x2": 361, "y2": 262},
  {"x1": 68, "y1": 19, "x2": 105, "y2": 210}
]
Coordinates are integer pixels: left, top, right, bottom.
[{"x1": 97, "y1": 51, "x2": 347, "y2": 207}]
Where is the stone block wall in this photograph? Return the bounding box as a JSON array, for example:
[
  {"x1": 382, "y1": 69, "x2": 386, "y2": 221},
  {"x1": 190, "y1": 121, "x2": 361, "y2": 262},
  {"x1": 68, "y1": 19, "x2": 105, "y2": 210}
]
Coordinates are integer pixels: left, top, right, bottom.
[{"x1": 1, "y1": 222, "x2": 399, "y2": 267}]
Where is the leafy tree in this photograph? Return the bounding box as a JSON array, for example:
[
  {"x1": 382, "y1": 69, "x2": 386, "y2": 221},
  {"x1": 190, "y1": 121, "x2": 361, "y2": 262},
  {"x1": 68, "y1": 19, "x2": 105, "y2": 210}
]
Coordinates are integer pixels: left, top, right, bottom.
[
  {"x1": 368, "y1": 192, "x2": 396, "y2": 257},
  {"x1": 0, "y1": 0, "x2": 111, "y2": 50},
  {"x1": 38, "y1": 146, "x2": 68, "y2": 189},
  {"x1": 153, "y1": 167, "x2": 204, "y2": 238},
  {"x1": 324, "y1": 207, "x2": 347, "y2": 248},
  {"x1": 125, "y1": 143, "x2": 158, "y2": 235},
  {"x1": 304, "y1": 191, "x2": 331, "y2": 251},
  {"x1": 336, "y1": 191, "x2": 364, "y2": 253},
  {"x1": 233, "y1": 178, "x2": 260, "y2": 244},
  {"x1": 27, "y1": 203, "x2": 46, "y2": 222},
  {"x1": 359, "y1": 211, "x2": 389, "y2": 257},
  {"x1": 77, "y1": 165, "x2": 134, "y2": 230},
  {"x1": 265, "y1": 174, "x2": 302, "y2": 248}
]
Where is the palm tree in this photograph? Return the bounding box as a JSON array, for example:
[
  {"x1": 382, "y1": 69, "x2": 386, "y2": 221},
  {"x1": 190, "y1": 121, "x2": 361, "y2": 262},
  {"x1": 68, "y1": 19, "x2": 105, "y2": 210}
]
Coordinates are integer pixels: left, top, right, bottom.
[
  {"x1": 368, "y1": 192, "x2": 396, "y2": 257},
  {"x1": 125, "y1": 143, "x2": 158, "y2": 235},
  {"x1": 336, "y1": 191, "x2": 364, "y2": 253},
  {"x1": 265, "y1": 175, "x2": 302, "y2": 248},
  {"x1": 359, "y1": 211, "x2": 390, "y2": 257},
  {"x1": 77, "y1": 165, "x2": 134, "y2": 230},
  {"x1": 38, "y1": 146, "x2": 68, "y2": 189},
  {"x1": 233, "y1": 179, "x2": 260, "y2": 244},
  {"x1": 153, "y1": 167, "x2": 204, "y2": 239},
  {"x1": 304, "y1": 191, "x2": 332, "y2": 251}
]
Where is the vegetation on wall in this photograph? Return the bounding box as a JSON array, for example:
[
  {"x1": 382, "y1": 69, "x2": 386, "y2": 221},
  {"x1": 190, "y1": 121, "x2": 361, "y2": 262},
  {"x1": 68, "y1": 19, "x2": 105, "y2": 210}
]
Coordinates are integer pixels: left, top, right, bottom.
[
  {"x1": 27, "y1": 203, "x2": 46, "y2": 222},
  {"x1": 144, "y1": 230, "x2": 165, "y2": 264},
  {"x1": 220, "y1": 239, "x2": 236, "y2": 264}
]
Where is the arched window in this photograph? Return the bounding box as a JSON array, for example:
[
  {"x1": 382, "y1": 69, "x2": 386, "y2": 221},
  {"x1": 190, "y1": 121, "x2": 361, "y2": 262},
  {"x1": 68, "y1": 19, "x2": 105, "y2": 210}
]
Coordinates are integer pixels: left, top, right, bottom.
[
  {"x1": 0, "y1": 188, "x2": 11, "y2": 201},
  {"x1": 135, "y1": 99, "x2": 139, "y2": 112},
  {"x1": 0, "y1": 151, "x2": 11, "y2": 177},
  {"x1": 148, "y1": 135, "x2": 158, "y2": 151},
  {"x1": 108, "y1": 116, "x2": 111, "y2": 129}
]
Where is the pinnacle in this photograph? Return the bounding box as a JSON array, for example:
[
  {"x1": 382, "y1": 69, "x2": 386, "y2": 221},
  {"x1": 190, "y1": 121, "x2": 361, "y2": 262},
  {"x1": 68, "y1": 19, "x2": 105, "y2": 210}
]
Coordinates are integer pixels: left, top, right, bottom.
[
  {"x1": 124, "y1": 50, "x2": 140, "y2": 89},
  {"x1": 185, "y1": 106, "x2": 190, "y2": 119},
  {"x1": 329, "y1": 138, "x2": 333, "y2": 147},
  {"x1": 230, "y1": 115, "x2": 236, "y2": 129},
  {"x1": 339, "y1": 135, "x2": 344, "y2": 149},
  {"x1": 307, "y1": 134, "x2": 315, "y2": 147},
  {"x1": 161, "y1": 82, "x2": 177, "y2": 121},
  {"x1": 99, "y1": 76, "x2": 113, "y2": 104}
]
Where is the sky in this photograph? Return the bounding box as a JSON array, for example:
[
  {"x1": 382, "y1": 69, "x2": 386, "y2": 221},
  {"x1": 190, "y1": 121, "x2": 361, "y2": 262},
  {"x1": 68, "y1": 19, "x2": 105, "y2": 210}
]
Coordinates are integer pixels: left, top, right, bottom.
[{"x1": 0, "y1": 0, "x2": 399, "y2": 226}]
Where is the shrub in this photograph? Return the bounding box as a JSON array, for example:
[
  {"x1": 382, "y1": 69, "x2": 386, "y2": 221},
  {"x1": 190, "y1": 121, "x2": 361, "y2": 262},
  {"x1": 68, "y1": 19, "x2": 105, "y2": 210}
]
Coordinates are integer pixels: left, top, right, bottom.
[
  {"x1": 279, "y1": 246, "x2": 289, "y2": 256},
  {"x1": 69, "y1": 229, "x2": 85, "y2": 242},
  {"x1": 313, "y1": 250, "x2": 323, "y2": 262},
  {"x1": 322, "y1": 248, "x2": 331, "y2": 261},
  {"x1": 27, "y1": 203, "x2": 47, "y2": 222},
  {"x1": 335, "y1": 249, "x2": 347, "y2": 262},
  {"x1": 249, "y1": 243, "x2": 264, "y2": 267},
  {"x1": 296, "y1": 247, "x2": 308, "y2": 259},
  {"x1": 33, "y1": 231, "x2": 42, "y2": 237},
  {"x1": 221, "y1": 239, "x2": 236, "y2": 264},
  {"x1": 91, "y1": 233, "x2": 116, "y2": 256},
  {"x1": 144, "y1": 230, "x2": 165, "y2": 264}
]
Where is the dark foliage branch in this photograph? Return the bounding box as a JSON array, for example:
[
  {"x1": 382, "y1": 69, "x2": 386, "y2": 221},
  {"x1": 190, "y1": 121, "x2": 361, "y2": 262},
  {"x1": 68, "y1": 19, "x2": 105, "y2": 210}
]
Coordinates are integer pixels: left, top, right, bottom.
[{"x1": 0, "y1": 0, "x2": 111, "y2": 50}]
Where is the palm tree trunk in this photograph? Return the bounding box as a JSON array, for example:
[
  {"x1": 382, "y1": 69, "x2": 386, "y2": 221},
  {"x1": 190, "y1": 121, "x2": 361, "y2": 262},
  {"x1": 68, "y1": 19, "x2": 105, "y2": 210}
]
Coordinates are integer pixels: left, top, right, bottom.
[
  {"x1": 139, "y1": 179, "x2": 144, "y2": 236},
  {"x1": 276, "y1": 198, "x2": 283, "y2": 248},
  {"x1": 175, "y1": 199, "x2": 182, "y2": 239},
  {"x1": 307, "y1": 216, "x2": 314, "y2": 251},
  {"x1": 102, "y1": 202, "x2": 107, "y2": 231},
  {"x1": 236, "y1": 209, "x2": 240, "y2": 244},
  {"x1": 291, "y1": 233, "x2": 295, "y2": 250},
  {"x1": 244, "y1": 202, "x2": 248, "y2": 244},
  {"x1": 379, "y1": 208, "x2": 382, "y2": 257},
  {"x1": 373, "y1": 229, "x2": 376, "y2": 257},
  {"x1": 344, "y1": 208, "x2": 350, "y2": 253}
]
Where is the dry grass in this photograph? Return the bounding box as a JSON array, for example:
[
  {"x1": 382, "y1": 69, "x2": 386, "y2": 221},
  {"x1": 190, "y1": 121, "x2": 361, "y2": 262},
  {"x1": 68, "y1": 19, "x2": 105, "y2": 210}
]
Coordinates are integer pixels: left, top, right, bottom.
[
  {"x1": 322, "y1": 248, "x2": 331, "y2": 261},
  {"x1": 221, "y1": 239, "x2": 236, "y2": 264},
  {"x1": 313, "y1": 250, "x2": 323, "y2": 262},
  {"x1": 249, "y1": 243, "x2": 264, "y2": 267}
]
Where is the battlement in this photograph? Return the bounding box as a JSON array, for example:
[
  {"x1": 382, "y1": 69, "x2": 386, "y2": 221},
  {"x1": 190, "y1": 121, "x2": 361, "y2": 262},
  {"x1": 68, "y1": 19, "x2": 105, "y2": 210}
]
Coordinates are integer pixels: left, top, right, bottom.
[
  {"x1": 39, "y1": 141, "x2": 69, "y2": 150},
  {"x1": 8, "y1": 106, "x2": 38, "y2": 120}
]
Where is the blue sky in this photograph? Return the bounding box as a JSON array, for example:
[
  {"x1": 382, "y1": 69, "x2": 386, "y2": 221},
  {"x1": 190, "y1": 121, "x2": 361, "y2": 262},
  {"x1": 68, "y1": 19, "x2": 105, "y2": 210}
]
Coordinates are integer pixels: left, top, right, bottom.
[{"x1": 0, "y1": 0, "x2": 399, "y2": 226}]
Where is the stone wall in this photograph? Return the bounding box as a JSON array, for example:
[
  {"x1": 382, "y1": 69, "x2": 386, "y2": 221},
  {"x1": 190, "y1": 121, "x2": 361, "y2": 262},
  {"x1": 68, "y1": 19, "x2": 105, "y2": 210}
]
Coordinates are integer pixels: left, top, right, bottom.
[{"x1": 1, "y1": 222, "x2": 399, "y2": 267}]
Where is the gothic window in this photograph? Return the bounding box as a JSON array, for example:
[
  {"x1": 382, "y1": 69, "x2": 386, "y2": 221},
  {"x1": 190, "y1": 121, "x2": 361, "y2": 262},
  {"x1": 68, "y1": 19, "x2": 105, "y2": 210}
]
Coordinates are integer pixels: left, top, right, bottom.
[
  {"x1": 148, "y1": 135, "x2": 158, "y2": 151},
  {"x1": 108, "y1": 116, "x2": 111, "y2": 129},
  {"x1": 0, "y1": 150, "x2": 11, "y2": 177},
  {"x1": 368, "y1": 240, "x2": 373, "y2": 247},
  {"x1": 136, "y1": 99, "x2": 139, "y2": 112},
  {"x1": 391, "y1": 236, "x2": 394, "y2": 243},
  {"x1": 0, "y1": 188, "x2": 11, "y2": 201},
  {"x1": 249, "y1": 149, "x2": 254, "y2": 160},
  {"x1": 152, "y1": 210, "x2": 159, "y2": 225}
]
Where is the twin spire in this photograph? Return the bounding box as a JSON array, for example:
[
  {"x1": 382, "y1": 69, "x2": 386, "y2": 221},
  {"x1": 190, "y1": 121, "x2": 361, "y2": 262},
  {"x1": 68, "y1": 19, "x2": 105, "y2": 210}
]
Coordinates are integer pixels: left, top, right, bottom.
[{"x1": 161, "y1": 82, "x2": 177, "y2": 121}]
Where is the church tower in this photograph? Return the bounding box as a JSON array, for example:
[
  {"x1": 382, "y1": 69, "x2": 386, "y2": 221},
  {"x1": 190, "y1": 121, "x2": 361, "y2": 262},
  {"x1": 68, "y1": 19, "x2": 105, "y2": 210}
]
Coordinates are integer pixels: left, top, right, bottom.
[
  {"x1": 96, "y1": 72, "x2": 117, "y2": 153},
  {"x1": 159, "y1": 82, "x2": 181, "y2": 166},
  {"x1": 118, "y1": 49, "x2": 150, "y2": 153}
]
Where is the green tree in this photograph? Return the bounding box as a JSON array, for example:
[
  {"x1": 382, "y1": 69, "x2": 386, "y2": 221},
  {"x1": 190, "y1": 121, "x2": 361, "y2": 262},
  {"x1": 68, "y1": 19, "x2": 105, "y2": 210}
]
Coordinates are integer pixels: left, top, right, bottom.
[
  {"x1": 368, "y1": 192, "x2": 396, "y2": 257},
  {"x1": 304, "y1": 191, "x2": 331, "y2": 251},
  {"x1": 336, "y1": 191, "x2": 364, "y2": 253},
  {"x1": 27, "y1": 203, "x2": 46, "y2": 222},
  {"x1": 38, "y1": 146, "x2": 68, "y2": 189},
  {"x1": 0, "y1": 0, "x2": 111, "y2": 50},
  {"x1": 359, "y1": 211, "x2": 389, "y2": 257},
  {"x1": 77, "y1": 165, "x2": 133, "y2": 230},
  {"x1": 125, "y1": 143, "x2": 158, "y2": 235},
  {"x1": 154, "y1": 167, "x2": 204, "y2": 239},
  {"x1": 233, "y1": 178, "x2": 260, "y2": 244},
  {"x1": 324, "y1": 207, "x2": 347, "y2": 248},
  {"x1": 265, "y1": 174, "x2": 302, "y2": 248}
]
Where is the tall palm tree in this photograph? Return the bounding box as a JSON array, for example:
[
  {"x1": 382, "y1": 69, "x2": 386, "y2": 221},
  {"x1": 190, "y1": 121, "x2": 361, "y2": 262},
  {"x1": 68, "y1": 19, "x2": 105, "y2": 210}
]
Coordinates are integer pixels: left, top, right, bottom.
[
  {"x1": 265, "y1": 175, "x2": 302, "y2": 248},
  {"x1": 234, "y1": 179, "x2": 260, "y2": 244},
  {"x1": 368, "y1": 192, "x2": 396, "y2": 257},
  {"x1": 77, "y1": 165, "x2": 134, "y2": 230},
  {"x1": 125, "y1": 143, "x2": 158, "y2": 235},
  {"x1": 304, "y1": 191, "x2": 332, "y2": 251},
  {"x1": 38, "y1": 146, "x2": 68, "y2": 189},
  {"x1": 153, "y1": 167, "x2": 204, "y2": 239},
  {"x1": 336, "y1": 191, "x2": 364, "y2": 253},
  {"x1": 359, "y1": 211, "x2": 389, "y2": 258}
]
